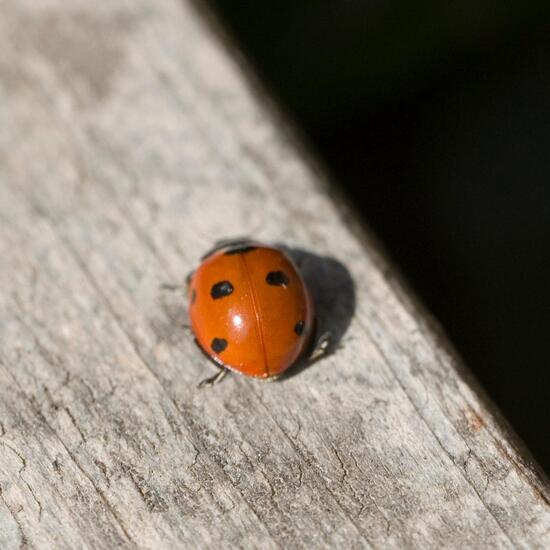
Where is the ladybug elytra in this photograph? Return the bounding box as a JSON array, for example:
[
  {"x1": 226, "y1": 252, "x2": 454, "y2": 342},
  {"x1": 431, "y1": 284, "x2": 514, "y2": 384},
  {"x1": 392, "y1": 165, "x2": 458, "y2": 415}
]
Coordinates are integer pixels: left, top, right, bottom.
[{"x1": 187, "y1": 240, "x2": 329, "y2": 386}]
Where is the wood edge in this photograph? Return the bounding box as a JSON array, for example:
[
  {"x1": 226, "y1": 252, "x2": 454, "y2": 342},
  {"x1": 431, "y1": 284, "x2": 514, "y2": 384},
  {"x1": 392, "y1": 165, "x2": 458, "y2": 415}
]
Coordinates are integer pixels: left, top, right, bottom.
[{"x1": 183, "y1": 0, "x2": 550, "y2": 495}]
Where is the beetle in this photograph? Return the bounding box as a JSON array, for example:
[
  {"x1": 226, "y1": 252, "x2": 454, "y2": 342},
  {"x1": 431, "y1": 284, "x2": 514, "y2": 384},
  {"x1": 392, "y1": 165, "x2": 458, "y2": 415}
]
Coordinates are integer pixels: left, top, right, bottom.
[{"x1": 187, "y1": 240, "x2": 330, "y2": 386}]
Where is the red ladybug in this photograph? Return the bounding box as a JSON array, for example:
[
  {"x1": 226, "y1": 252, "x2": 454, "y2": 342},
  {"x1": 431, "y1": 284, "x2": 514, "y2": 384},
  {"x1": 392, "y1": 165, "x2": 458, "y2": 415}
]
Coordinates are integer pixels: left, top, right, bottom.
[{"x1": 187, "y1": 240, "x2": 330, "y2": 385}]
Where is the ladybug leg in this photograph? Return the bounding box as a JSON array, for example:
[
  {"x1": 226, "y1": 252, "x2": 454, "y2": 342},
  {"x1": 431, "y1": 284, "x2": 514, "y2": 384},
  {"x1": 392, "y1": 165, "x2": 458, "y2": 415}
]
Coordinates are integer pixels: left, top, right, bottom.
[
  {"x1": 185, "y1": 270, "x2": 194, "y2": 289},
  {"x1": 159, "y1": 282, "x2": 181, "y2": 291},
  {"x1": 308, "y1": 331, "x2": 331, "y2": 363},
  {"x1": 159, "y1": 270, "x2": 194, "y2": 292},
  {"x1": 197, "y1": 368, "x2": 228, "y2": 389}
]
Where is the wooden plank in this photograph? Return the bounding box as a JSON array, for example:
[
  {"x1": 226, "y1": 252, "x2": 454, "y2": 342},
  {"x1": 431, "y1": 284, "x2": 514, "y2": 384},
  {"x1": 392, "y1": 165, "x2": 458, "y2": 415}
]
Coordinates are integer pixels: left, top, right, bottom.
[{"x1": 0, "y1": 0, "x2": 549, "y2": 548}]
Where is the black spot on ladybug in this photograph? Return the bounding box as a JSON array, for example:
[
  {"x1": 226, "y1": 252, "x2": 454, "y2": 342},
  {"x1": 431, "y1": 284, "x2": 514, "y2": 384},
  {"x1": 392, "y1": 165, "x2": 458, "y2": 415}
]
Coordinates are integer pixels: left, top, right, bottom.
[
  {"x1": 211, "y1": 338, "x2": 228, "y2": 353},
  {"x1": 211, "y1": 281, "x2": 234, "y2": 299},
  {"x1": 294, "y1": 320, "x2": 305, "y2": 336},
  {"x1": 225, "y1": 245, "x2": 257, "y2": 255},
  {"x1": 191, "y1": 288, "x2": 197, "y2": 304},
  {"x1": 266, "y1": 271, "x2": 290, "y2": 287}
]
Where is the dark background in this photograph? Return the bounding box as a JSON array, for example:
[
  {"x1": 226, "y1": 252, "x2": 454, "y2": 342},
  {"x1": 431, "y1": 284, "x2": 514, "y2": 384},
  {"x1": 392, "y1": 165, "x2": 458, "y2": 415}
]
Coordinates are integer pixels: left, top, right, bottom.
[{"x1": 206, "y1": 1, "x2": 550, "y2": 471}]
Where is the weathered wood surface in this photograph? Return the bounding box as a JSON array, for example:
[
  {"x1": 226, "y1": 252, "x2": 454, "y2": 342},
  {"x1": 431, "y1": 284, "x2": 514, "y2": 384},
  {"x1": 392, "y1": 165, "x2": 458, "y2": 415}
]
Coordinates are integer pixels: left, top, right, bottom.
[{"x1": 0, "y1": 0, "x2": 549, "y2": 548}]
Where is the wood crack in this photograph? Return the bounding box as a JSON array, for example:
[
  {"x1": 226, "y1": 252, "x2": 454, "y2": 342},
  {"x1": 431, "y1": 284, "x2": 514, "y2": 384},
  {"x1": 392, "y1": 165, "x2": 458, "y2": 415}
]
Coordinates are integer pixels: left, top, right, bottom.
[
  {"x1": 0, "y1": 441, "x2": 42, "y2": 523},
  {"x1": 0, "y1": 362, "x2": 134, "y2": 546},
  {"x1": 0, "y1": 489, "x2": 29, "y2": 549},
  {"x1": 251, "y1": 385, "x2": 375, "y2": 549},
  {"x1": 360, "y1": 314, "x2": 517, "y2": 548}
]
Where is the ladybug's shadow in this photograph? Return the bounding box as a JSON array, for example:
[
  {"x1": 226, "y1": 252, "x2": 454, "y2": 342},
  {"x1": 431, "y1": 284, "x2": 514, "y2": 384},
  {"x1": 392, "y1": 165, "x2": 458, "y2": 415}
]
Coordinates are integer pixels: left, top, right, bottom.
[{"x1": 279, "y1": 246, "x2": 356, "y2": 380}]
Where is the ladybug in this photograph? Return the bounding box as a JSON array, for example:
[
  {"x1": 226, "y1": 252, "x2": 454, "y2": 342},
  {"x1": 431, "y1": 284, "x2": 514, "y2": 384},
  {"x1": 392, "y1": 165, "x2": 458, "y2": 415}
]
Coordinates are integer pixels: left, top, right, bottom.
[{"x1": 187, "y1": 240, "x2": 330, "y2": 386}]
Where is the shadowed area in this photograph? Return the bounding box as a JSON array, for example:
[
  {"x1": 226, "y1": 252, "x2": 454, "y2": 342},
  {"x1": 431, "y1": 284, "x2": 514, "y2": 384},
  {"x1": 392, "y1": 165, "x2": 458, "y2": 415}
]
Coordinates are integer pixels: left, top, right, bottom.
[{"x1": 281, "y1": 246, "x2": 356, "y2": 379}]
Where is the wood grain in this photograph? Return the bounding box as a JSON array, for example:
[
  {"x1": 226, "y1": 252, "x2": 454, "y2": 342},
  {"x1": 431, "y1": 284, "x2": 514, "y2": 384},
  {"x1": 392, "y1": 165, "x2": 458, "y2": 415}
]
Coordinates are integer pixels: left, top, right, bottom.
[{"x1": 0, "y1": 0, "x2": 549, "y2": 548}]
